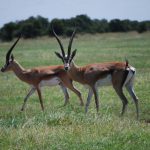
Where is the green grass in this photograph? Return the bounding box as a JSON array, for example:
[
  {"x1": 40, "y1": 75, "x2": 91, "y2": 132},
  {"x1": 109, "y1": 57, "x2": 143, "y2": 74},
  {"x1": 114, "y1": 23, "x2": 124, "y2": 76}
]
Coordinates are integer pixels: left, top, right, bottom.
[{"x1": 0, "y1": 32, "x2": 150, "y2": 150}]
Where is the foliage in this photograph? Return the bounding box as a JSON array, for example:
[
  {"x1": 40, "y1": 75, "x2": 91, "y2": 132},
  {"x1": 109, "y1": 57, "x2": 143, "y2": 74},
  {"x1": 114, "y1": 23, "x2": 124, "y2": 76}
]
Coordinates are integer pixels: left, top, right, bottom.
[
  {"x1": 0, "y1": 15, "x2": 150, "y2": 41},
  {"x1": 0, "y1": 22, "x2": 17, "y2": 41},
  {"x1": 137, "y1": 21, "x2": 150, "y2": 33}
]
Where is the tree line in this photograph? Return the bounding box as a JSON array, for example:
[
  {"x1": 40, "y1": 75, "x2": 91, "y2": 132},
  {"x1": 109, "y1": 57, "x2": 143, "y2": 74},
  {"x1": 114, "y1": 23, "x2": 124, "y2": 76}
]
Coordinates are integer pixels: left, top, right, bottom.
[{"x1": 0, "y1": 14, "x2": 150, "y2": 41}]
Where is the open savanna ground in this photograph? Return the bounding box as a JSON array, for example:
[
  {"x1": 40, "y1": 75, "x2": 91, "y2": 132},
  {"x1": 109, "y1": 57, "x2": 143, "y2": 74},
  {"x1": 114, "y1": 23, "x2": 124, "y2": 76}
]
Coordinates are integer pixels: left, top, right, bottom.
[{"x1": 0, "y1": 32, "x2": 150, "y2": 150}]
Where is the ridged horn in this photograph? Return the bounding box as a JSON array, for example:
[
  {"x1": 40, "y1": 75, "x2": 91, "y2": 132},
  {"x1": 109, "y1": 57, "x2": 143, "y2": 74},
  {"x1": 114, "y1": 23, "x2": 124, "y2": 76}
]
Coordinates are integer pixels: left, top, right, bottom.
[
  {"x1": 52, "y1": 27, "x2": 65, "y2": 57},
  {"x1": 68, "y1": 28, "x2": 76, "y2": 57},
  {"x1": 6, "y1": 35, "x2": 21, "y2": 63}
]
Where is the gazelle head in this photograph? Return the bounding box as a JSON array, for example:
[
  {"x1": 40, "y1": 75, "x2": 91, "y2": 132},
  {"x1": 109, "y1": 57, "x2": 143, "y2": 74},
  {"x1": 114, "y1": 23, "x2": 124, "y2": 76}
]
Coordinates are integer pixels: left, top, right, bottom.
[
  {"x1": 53, "y1": 28, "x2": 77, "y2": 71},
  {"x1": 1, "y1": 36, "x2": 21, "y2": 72}
]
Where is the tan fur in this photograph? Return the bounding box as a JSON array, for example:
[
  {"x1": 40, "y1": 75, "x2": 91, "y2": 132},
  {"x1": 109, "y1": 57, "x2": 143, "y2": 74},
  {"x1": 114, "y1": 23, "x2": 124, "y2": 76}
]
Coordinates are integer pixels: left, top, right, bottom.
[
  {"x1": 66, "y1": 61, "x2": 138, "y2": 118},
  {"x1": 2, "y1": 60, "x2": 84, "y2": 111},
  {"x1": 68, "y1": 61, "x2": 127, "y2": 86},
  {"x1": 53, "y1": 27, "x2": 139, "y2": 118}
]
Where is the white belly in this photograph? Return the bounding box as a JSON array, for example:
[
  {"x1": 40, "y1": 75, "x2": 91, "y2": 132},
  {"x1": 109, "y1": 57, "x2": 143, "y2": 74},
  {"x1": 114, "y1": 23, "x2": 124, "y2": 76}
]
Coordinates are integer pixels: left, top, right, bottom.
[
  {"x1": 96, "y1": 74, "x2": 112, "y2": 87},
  {"x1": 39, "y1": 77, "x2": 60, "y2": 87},
  {"x1": 84, "y1": 74, "x2": 112, "y2": 89}
]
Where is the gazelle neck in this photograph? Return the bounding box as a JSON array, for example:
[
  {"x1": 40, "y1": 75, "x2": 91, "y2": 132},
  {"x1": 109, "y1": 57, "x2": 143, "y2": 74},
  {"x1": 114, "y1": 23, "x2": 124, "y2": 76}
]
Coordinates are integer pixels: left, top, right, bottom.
[
  {"x1": 11, "y1": 60, "x2": 27, "y2": 79},
  {"x1": 68, "y1": 61, "x2": 85, "y2": 84},
  {"x1": 70, "y1": 61, "x2": 78, "y2": 70}
]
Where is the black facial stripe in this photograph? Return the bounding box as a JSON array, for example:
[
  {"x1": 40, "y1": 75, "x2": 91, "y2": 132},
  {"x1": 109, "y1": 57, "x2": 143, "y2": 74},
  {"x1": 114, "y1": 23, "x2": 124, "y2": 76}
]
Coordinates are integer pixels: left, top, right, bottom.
[
  {"x1": 2, "y1": 63, "x2": 8, "y2": 70},
  {"x1": 6, "y1": 62, "x2": 9, "y2": 66},
  {"x1": 65, "y1": 59, "x2": 70, "y2": 63}
]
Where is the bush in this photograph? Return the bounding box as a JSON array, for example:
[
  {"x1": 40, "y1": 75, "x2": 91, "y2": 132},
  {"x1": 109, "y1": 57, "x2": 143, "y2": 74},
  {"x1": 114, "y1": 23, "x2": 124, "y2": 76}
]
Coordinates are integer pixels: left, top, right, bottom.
[
  {"x1": 0, "y1": 22, "x2": 17, "y2": 41},
  {"x1": 0, "y1": 15, "x2": 150, "y2": 41},
  {"x1": 137, "y1": 21, "x2": 150, "y2": 33},
  {"x1": 20, "y1": 23, "x2": 39, "y2": 38},
  {"x1": 49, "y1": 19, "x2": 65, "y2": 36}
]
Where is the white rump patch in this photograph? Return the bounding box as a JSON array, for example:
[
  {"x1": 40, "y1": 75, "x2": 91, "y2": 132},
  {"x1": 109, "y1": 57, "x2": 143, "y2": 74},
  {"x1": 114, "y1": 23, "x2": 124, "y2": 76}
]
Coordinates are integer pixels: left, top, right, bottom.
[
  {"x1": 39, "y1": 77, "x2": 61, "y2": 87},
  {"x1": 123, "y1": 66, "x2": 136, "y2": 86},
  {"x1": 130, "y1": 66, "x2": 136, "y2": 72}
]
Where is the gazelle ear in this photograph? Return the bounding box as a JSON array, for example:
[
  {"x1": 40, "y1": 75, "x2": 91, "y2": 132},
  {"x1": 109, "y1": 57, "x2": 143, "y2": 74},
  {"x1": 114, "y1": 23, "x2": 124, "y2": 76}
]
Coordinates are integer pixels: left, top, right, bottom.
[
  {"x1": 55, "y1": 52, "x2": 63, "y2": 59},
  {"x1": 11, "y1": 54, "x2": 14, "y2": 61},
  {"x1": 70, "y1": 49, "x2": 77, "y2": 61}
]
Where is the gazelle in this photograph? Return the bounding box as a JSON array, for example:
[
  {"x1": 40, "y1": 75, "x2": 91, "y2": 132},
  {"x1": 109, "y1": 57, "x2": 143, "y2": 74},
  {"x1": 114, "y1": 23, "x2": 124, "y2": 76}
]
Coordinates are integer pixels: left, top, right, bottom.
[
  {"x1": 53, "y1": 28, "x2": 139, "y2": 119},
  {"x1": 1, "y1": 36, "x2": 84, "y2": 111}
]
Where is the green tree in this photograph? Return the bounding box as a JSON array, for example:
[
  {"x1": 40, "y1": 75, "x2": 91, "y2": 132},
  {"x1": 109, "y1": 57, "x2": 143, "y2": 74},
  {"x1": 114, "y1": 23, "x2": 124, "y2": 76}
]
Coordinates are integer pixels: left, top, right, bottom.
[
  {"x1": 20, "y1": 23, "x2": 39, "y2": 38},
  {"x1": 137, "y1": 21, "x2": 150, "y2": 33},
  {"x1": 74, "y1": 15, "x2": 93, "y2": 33},
  {"x1": 109, "y1": 19, "x2": 123, "y2": 32},
  {"x1": 49, "y1": 19, "x2": 65, "y2": 36},
  {"x1": 93, "y1": 19, "x2": 109, "y2": 33},
  {"x1": 0, "y1": 22, "x2": 17, "y2": 41}
]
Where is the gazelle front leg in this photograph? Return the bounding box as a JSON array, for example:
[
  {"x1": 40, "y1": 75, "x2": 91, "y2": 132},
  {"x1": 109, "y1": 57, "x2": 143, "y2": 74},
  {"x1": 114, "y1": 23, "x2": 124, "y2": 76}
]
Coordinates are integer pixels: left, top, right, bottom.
[
  {"x1": 59, "y1": 83, "x2": 70, "y2": 106},
  {"x1": 85, "y1": 87, "x2": 93, "y2": 113},
  {"x1": 68, "y1": 85, "x2": 84, "y2": 106},
  {"x1": 63, "y1": 79, "x2": 84, "y2": 106},
  {"x1": 36, "y1": 86, "x2": 44, "y2": 111},
  {"x1": 21, "y1": 87, "x2": 36, "y2": 111},
  {"x1": 92, "y1": 85, "x2": 99, "y2": 113}
]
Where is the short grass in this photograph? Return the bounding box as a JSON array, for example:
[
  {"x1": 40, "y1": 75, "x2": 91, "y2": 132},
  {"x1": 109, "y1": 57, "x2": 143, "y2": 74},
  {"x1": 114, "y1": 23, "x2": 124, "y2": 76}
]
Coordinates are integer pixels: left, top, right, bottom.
[{"x1": 0, "y1": 32, "x2": 150, "y2": 150}]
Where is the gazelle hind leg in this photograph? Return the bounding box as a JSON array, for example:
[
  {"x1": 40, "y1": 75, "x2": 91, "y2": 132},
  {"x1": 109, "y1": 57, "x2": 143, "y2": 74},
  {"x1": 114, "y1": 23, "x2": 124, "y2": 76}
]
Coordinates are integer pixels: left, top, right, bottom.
[
  {"x1": 85, "y1": 88, "x2": 93, "y2": 113},
  {"x1": 69, "y1": 85, "x2": 84, "y2": 106},
  {"x1": 59, "y1": 83, "x2": 70, "y2": 106},
  {"x1": 21, "y1": 87, "x2": 36, "y2": 111},
  {"x1": 64, "y1": 79, "x2": 84, "y2": 106},
  {"x1": 114, "y1": 87, "x2": 128, "y2": 116},
  {"x1": 126, "y1": 82, "x2": 139, "y2": 119},
  {"x1": 112, "y1": 70, "x2": 129, "y2": 116}
]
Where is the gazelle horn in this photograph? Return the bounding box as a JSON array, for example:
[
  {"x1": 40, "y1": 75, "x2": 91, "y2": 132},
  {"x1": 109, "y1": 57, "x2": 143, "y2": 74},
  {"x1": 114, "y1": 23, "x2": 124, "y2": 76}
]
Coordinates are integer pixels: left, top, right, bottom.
[
  {"x1": 6, "y1": 35, "x2": 21, "y2": 63},
  {"x1": 68, "y1": 28, "x2": 76, "y2": 57},
  {"x1": 52, "y1": 27, "x2": 65, "y2": 57}
]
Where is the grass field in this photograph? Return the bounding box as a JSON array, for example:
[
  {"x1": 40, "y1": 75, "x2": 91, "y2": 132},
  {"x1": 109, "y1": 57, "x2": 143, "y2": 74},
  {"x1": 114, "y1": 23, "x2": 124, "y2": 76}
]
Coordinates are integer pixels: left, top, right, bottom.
[{"x1": 0, "y1": 32, "x2": 150, "y2": 150}]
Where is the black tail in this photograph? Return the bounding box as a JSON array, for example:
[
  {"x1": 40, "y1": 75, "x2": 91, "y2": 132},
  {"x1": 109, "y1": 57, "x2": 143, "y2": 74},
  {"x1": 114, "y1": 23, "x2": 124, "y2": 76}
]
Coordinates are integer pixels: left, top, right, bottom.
[{"x1": 125, "y1": 59, "x2": 129, "y2": 70}]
